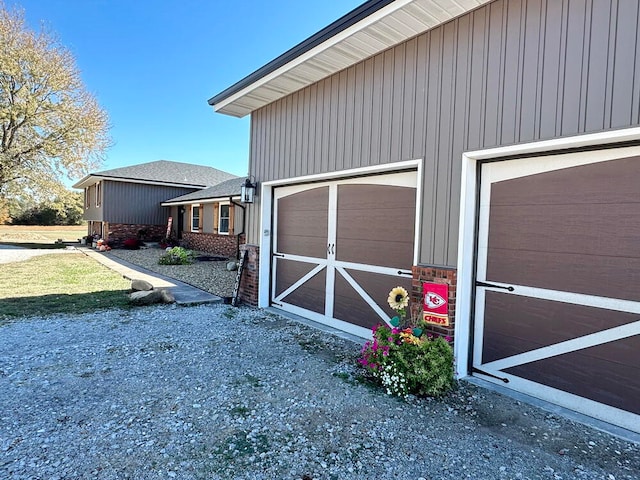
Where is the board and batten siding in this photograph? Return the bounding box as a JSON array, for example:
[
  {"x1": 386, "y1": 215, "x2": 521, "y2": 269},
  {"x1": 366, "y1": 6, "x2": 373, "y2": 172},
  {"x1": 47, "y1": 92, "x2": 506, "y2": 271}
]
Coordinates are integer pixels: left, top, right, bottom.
[
  {"x1": 247, "y1": 0, "x2": 640, "y2": 267},
  {"x1": 102, "y1": 181, "x2": 198, "y2": 225}
]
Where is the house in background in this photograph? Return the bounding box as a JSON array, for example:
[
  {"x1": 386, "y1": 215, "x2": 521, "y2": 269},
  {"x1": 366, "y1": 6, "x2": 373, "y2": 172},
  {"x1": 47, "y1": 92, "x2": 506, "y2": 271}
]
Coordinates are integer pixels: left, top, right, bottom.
[
  {"x1": 73, "y1": 160, "x2": 237, "y2": 243},
  {"x1": 161, "y1": 177, "x2": 246, "y2": 259},
  {"x1": 210, "y1": 0, "x2": 640, "y2": 434}
]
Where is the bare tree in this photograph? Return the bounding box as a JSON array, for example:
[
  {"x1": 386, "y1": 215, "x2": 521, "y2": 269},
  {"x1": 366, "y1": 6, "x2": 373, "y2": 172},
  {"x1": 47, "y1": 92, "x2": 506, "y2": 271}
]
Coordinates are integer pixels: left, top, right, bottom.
[{"x1": 0, "y1": 3, "x2": 110, "y2": 201}]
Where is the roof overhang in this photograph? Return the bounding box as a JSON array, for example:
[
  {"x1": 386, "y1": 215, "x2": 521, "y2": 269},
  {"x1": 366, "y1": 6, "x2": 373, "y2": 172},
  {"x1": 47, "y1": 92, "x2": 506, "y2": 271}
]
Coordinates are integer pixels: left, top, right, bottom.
[
  {"x1": 72, "y1": 175, "x2": 208, "y2": 190},
  {"x1": 161, "y1": 195, "x2": 241, "y2": 207},
  {"x1": 210, "y1": 0, "x2": 492, "y2": 117}
]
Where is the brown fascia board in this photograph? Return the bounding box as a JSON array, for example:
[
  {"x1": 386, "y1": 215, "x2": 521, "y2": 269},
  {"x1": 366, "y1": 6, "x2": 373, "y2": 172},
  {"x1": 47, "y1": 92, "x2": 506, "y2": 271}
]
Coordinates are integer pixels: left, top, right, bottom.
[{"x1": 207, "y1": 0, "x2": 394, "y2": 106}]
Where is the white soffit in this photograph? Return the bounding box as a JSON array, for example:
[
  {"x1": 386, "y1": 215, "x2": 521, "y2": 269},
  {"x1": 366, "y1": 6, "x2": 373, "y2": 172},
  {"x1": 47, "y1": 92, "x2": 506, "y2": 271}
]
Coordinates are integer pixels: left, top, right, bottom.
[{"x1": 214, "y1": 0, "x2": 492, "y2": 117}]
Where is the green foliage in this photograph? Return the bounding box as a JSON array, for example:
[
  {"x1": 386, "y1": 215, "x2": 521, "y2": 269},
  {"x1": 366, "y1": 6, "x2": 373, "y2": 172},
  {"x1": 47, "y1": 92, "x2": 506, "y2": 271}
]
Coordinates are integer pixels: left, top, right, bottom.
[
  {"x1": 158, "y1": 247, "x2": 195, "y2": 265},
  {"x1": 359, "y1": 324, "x2": 454, "y2": 398},
  {"x1": 9, "y1": 191, "x2": 83, "y2": 225}
]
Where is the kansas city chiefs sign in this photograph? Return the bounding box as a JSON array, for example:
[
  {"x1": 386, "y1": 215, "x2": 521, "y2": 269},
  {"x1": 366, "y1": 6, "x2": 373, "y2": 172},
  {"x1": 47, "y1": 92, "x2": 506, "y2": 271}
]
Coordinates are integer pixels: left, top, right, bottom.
[{"x1": 423, "y1": 283, "x2": 450, "y2": 326}]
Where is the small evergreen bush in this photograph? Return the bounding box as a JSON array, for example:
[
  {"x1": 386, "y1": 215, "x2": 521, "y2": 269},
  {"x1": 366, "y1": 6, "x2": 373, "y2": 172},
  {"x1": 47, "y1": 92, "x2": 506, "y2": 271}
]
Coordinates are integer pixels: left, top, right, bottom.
[{"x1": 158, "y1": 247, "x2": 194, "y2": 265}]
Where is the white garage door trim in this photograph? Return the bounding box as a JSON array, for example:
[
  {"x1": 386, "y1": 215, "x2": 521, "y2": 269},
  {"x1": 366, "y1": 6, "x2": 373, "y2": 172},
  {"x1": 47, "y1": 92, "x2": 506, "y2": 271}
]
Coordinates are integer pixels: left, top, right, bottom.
[
  {"x1": 456, "y1": 127, "x2": 640, "y2": 432},
  {"x1": 474, "y1": 152, "x2": 640, "y2": 430},
  {"x1": 271, "y1": 171, "x2": 418, "y2": 337},
  {"x1": 258, "y1": 159, "x2": 423, "y2": 311}
]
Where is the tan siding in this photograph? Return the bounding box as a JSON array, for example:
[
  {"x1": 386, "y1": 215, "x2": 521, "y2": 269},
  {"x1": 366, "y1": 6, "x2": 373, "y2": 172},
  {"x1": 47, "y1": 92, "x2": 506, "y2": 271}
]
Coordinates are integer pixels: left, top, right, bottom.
[
  {"x1": 247, "y1": 0, "x2": 640, "y2": 266},
  {"x1": 83, "y1": 184, "x2": 104, "y2": 221}
]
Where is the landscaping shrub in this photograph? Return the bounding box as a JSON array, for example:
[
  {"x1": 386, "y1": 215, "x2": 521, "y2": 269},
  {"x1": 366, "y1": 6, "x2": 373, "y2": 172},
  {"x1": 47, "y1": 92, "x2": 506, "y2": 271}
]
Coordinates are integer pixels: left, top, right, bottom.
[
  {"x1": 158, "y1": 247, "x2": 194, "y2": 265},
  {"x1": 358, "y1": 286, "x2": 454, "y2": 398}
]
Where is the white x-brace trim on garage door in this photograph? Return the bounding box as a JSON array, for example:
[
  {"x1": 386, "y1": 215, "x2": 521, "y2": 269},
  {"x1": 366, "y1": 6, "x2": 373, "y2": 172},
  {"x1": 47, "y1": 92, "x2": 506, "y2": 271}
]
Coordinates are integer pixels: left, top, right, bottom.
[
  {"x1": 270, "y1": 171, "x2": 418, "y2": 338},
  {"x1": 257, "y1": 159, "x2": 423, "y2": 311},
  {"x1": 456, "y1": 127, "x2": 640, "y2": 433}
]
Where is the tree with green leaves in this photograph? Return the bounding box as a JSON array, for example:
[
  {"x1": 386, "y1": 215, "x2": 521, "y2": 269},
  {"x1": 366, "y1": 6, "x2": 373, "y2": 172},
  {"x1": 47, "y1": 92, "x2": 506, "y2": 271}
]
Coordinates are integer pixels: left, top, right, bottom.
[{"x1": 0, "y1": 3, "x2": 110, "y2": 203}]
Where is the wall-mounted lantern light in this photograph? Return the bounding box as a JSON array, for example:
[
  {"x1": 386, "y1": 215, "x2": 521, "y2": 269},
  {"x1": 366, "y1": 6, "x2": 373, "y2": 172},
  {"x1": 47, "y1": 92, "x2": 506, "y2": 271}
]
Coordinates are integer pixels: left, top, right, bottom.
[{"x1": 240, "y1": 177, "x2": 257, "y2": 204}]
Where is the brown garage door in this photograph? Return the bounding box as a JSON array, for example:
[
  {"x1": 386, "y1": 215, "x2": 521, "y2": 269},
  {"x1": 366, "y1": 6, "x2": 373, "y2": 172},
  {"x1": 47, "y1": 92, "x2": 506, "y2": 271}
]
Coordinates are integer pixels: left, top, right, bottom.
[
  {"x1": 272, "y1": 172, "x2": 416, "y2": 337},
  {"x1": 473, "y1": 154, "x2": 640, "y2": 432}
]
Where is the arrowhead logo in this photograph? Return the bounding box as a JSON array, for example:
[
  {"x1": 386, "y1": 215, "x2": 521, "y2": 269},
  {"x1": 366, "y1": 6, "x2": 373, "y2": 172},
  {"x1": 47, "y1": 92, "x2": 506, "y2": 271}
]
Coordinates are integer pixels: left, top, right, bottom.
[{"x1": 425, "y1": 291, "x2": 446, "y2": 309}]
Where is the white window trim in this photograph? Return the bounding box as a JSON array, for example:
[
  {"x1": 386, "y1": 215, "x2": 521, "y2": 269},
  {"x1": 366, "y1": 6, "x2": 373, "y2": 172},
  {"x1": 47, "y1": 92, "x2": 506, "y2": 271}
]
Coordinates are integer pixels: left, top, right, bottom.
[
  {"x1": 218, "y1": 202, "x2": 231, "y2": 235},
  {"x1": 191, "y1": 204, "x2": 201, "y2": 232},
  {"x1": 95, "y1": 182, "x2": 102, "y2": 207}
]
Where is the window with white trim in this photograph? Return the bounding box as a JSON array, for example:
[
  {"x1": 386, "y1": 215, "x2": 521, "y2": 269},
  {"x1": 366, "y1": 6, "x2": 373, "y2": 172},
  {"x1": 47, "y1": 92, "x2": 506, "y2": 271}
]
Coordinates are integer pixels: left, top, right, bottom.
[
  {"x1": 218, "y1": 203, "x2": 230, "y2": 234},
  {"x1": 95, "y1": 182, "x2": 102, "y2": 207},
  {"x1": 191, "y1": 205, "x2": 201, "y2": 232}
]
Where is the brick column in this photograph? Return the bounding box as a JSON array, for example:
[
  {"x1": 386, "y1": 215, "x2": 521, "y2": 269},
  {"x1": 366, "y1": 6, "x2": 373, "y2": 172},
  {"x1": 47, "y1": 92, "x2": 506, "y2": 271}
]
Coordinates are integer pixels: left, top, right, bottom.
[
  {"x1": 411, "y1": 265, "x2": 457, "y2": 341},
  {"x1": 238, "y1": 244, "x2": 259, "y2": 306}
]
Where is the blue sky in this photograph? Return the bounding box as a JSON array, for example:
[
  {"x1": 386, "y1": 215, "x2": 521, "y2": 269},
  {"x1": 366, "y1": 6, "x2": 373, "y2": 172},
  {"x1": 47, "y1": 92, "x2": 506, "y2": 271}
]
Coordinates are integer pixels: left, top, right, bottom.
[{"x1": 12, "y1": 0, "x2": 363, "y2": 180}]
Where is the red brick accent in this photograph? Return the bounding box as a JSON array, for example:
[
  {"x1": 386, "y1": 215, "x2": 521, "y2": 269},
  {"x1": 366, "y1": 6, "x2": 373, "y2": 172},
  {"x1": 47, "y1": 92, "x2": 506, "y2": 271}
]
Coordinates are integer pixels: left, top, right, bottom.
[
  {"x1": 411, "y1": 265, "x2": 457, "y2": 341},
  {"x1": 181, "y1": 232, "x2": 244, "y2": 258},
  {"x1": 238, "y1": 244, "x2": 259, "y2": 306},
  {"x1": 109, "y1": 223, "x2": 167, "y2": 242}
]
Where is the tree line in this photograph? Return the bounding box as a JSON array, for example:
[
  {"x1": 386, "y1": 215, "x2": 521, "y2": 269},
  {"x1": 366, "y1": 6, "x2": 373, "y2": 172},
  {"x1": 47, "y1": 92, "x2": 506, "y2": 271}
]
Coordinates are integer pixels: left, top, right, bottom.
[{"x1": 0, "y1": 191, "x2": 84, "y2": 225}]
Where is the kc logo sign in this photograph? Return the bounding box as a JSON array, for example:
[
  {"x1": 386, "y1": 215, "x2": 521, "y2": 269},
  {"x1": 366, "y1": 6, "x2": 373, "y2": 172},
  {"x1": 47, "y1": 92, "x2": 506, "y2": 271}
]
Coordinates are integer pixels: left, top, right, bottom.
[{"x1": 423, "y1": 283, "x2": 450, "y2": 326}]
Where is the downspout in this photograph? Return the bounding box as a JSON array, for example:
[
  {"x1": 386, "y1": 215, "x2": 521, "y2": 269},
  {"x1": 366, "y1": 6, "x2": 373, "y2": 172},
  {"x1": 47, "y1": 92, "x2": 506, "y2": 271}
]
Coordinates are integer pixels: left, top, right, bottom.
[{"x1": 230, "y1": 197, "x2": 245, "y2": 261}]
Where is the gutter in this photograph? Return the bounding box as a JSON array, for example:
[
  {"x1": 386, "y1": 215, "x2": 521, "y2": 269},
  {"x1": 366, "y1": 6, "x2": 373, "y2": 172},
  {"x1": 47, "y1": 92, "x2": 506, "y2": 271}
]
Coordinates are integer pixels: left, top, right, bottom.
[{"x1": 230, "y1": 197, "x2": 246, "y2": 261}]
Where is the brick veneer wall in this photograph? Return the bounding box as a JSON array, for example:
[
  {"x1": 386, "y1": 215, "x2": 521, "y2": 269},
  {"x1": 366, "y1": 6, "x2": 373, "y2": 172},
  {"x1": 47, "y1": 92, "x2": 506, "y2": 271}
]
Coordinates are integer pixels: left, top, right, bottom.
[
  {"x1": 109, "y1": 223, "x2": 166, "y2": 242},
  {"x1": 181, "y1": 232, "x2": 244, "y2": 259},
  {"x1": 238, "y1": 244, "x2": 259, "y2": 306},
  {"x1": 411, "y1": 265, "x2": 457, "y2": 341}
]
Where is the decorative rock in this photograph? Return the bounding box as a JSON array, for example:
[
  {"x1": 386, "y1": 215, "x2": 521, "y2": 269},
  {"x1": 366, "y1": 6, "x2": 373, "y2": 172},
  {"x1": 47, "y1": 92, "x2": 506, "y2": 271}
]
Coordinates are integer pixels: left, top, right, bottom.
[
  {"x1": 226, "y1": 261, "x2": 238, "y2": 271},
  {"x1": 160, "y1": 289, "x2": 175, "y2": 304},
  {"x1": 131, "y1": 279, "x2": 154, "y2": 292},
  {"x1": 129, "y1": 289, "x2": 174, "y2": 305}
]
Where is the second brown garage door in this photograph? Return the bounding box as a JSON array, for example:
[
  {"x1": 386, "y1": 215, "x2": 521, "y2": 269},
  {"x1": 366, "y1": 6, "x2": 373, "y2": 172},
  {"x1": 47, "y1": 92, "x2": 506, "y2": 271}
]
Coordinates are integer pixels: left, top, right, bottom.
[{"x1": 473, "y1": 151, "x2": 640, "y2": 433}]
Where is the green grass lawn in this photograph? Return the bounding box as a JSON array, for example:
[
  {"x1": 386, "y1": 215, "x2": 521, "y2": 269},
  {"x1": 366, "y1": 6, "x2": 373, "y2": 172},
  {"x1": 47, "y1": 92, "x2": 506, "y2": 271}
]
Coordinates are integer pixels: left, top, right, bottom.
[{"x1": 0, "y1": 253, "x2": 131, "y2": 321}]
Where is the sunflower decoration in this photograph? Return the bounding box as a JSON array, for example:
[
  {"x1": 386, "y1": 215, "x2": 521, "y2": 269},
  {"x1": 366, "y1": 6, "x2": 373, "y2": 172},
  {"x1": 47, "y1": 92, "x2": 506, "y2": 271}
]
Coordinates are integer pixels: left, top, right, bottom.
[{"x1": 387, "y1": 286, "x2": 409, "y2": 311}]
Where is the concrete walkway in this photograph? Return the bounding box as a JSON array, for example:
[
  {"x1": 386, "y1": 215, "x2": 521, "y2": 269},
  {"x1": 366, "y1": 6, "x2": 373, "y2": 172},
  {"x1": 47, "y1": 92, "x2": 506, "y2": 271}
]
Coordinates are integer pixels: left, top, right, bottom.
[{"x1": 78, "y1": 247, "x2": 222, "y2": 305}]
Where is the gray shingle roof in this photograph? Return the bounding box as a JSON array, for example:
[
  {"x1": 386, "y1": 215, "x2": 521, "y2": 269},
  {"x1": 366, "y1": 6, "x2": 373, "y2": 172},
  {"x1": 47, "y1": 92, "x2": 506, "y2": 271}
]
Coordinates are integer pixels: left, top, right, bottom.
[
  {"x1": 162, "y1": 177, "x2": 244, "y2": 204},
  {"x1": 74, "y1": 160, "x2": 238, "y2": 188}
]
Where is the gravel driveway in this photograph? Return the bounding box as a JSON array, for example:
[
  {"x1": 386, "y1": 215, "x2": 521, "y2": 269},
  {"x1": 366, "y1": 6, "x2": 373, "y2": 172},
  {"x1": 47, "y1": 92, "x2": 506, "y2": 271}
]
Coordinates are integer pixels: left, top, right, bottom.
[{"x1": 1, "y1": 304, "x2": 638, "y2": 480}]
